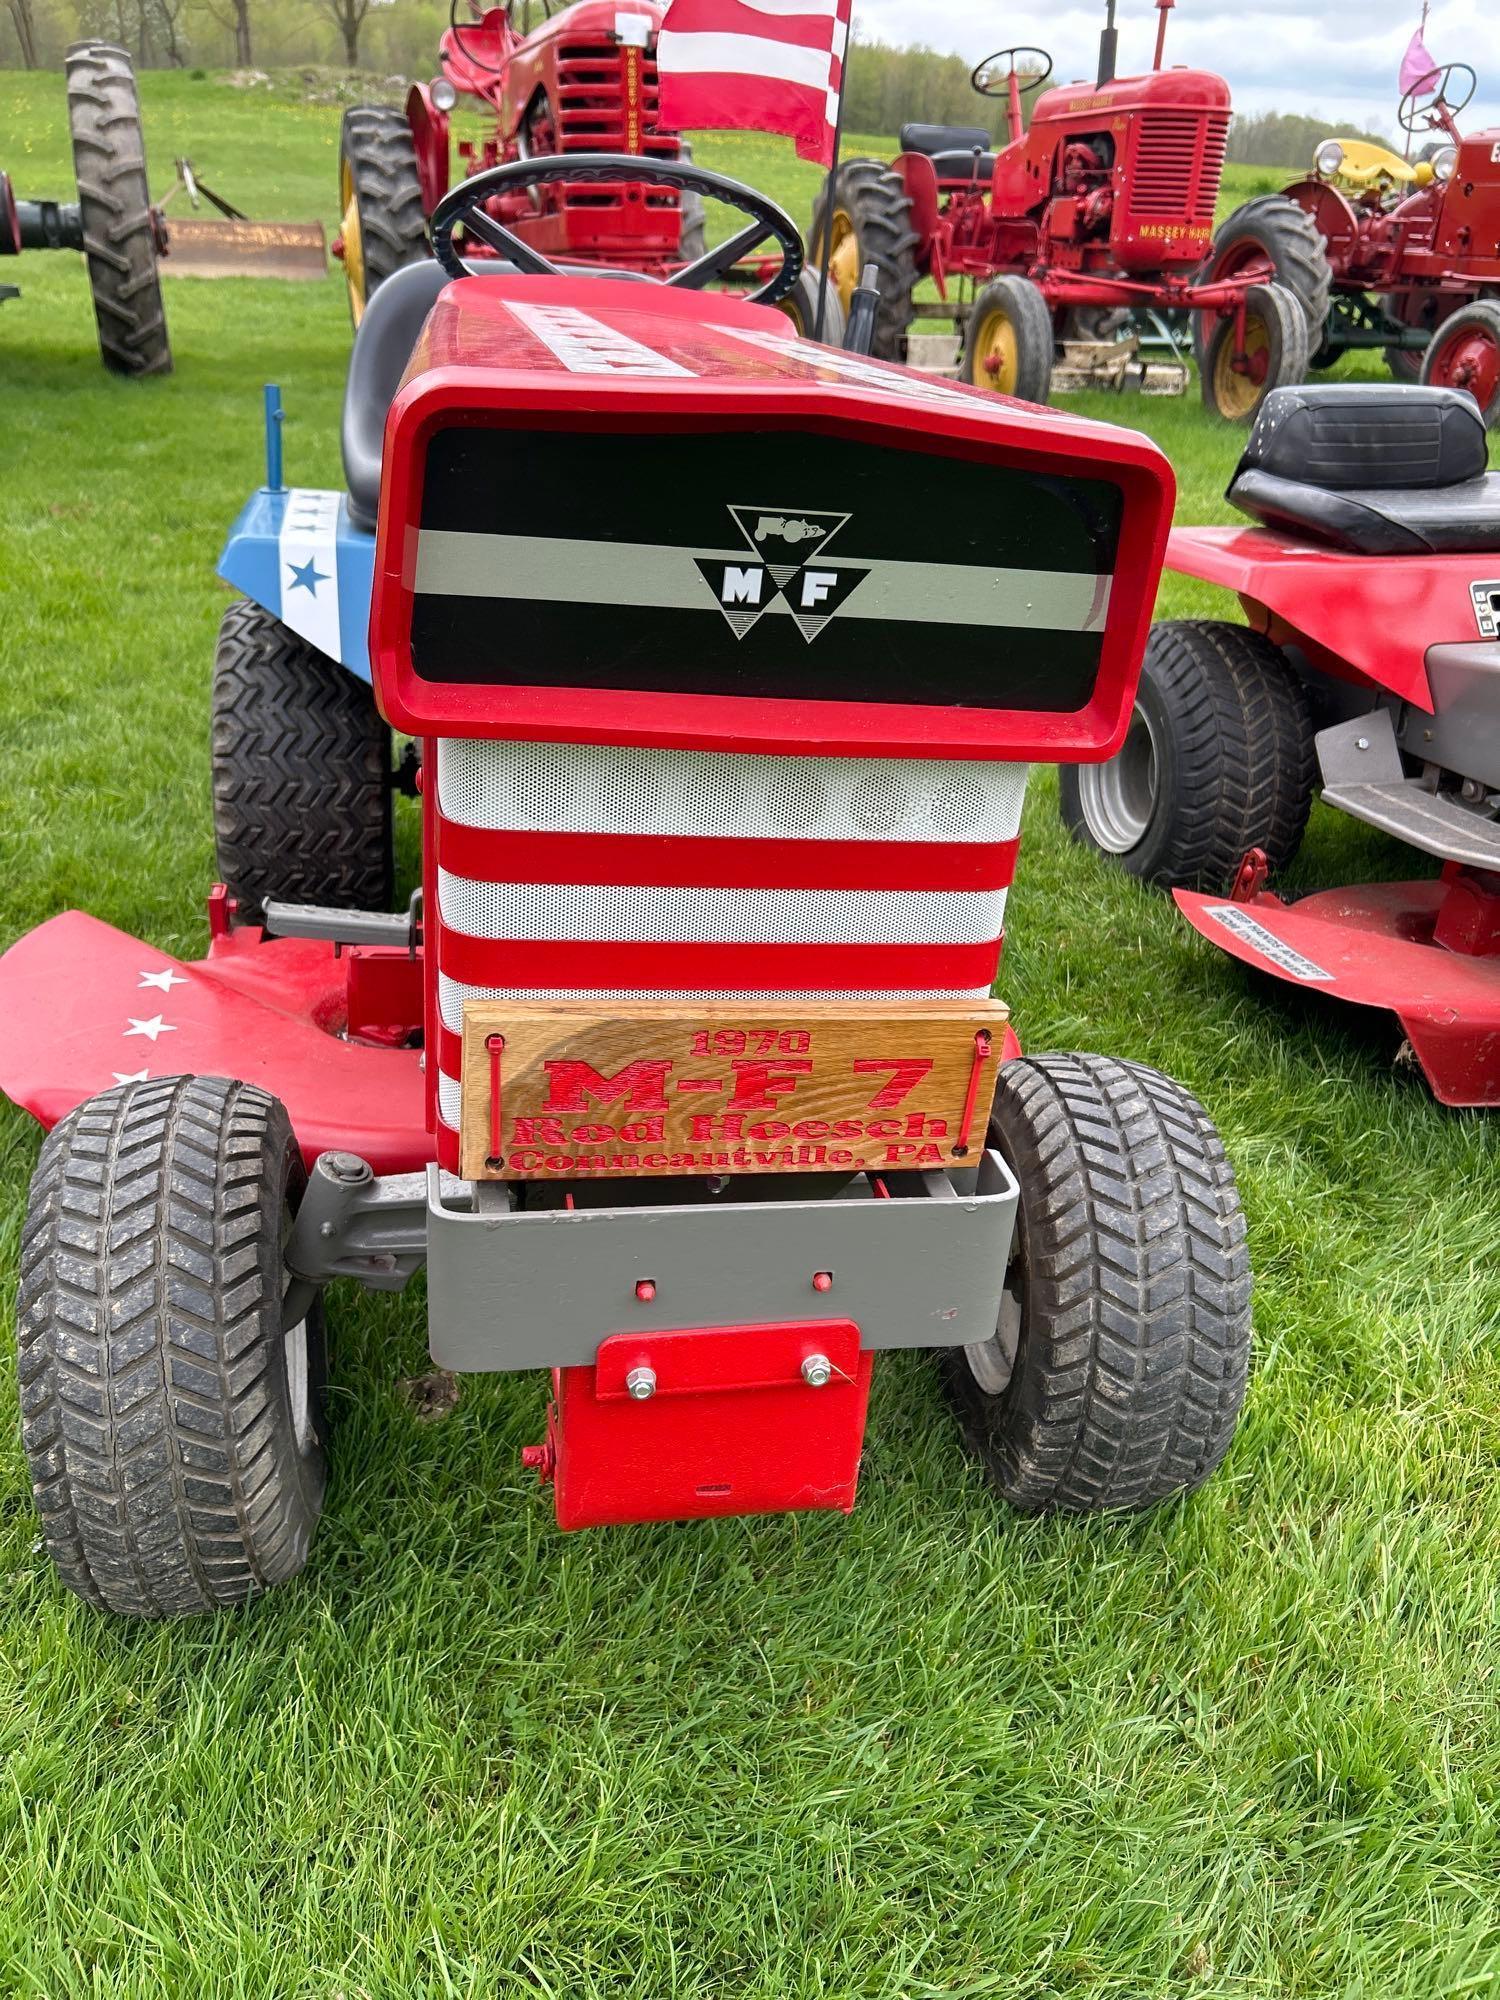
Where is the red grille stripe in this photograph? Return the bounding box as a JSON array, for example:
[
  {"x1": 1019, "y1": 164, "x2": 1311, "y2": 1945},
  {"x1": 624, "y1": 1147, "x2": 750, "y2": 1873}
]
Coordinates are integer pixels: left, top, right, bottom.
[
  {"x1": 439, "y1": 932, "x2": 1004, "y2": 991},
  {"x1": 437, "y1": 823, "x2": 1020, "y2": 892}
]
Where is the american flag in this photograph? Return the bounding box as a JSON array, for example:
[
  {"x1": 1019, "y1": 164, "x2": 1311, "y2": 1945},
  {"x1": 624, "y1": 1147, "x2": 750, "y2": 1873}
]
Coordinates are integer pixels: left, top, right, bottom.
[{"x1": 656, "y1": 0, "x2": 853, "y2": 166}]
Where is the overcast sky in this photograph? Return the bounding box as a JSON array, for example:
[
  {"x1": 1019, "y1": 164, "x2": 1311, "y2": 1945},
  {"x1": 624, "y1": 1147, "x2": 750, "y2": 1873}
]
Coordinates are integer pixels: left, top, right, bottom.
[{"x1": 851, "y1": 1, "x2": 1500, "y2": 137}]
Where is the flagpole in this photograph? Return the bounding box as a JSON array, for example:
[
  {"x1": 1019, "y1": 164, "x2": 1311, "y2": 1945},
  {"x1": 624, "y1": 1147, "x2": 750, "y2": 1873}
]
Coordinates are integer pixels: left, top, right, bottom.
[{"x1": 812, "y1": 16, "x2": 849, "y2": 343}]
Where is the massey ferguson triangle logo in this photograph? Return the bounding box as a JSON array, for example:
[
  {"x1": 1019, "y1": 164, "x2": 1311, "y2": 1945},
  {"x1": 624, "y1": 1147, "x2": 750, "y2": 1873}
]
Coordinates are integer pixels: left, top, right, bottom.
[{"x1": 694, "y1": 506, "x2": 869, "y2": 643}]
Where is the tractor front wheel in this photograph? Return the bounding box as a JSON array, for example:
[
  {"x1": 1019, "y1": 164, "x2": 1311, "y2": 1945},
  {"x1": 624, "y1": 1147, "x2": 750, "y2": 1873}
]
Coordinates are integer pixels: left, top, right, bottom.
[
  {"x1": 65, "y1": 41, "x2": 170, "y2": 376},
  {"x1": 17, "y1": 1076, "x2": 329, "y2": 1618},
  {"x1": 1199, "y1": 193, "x2": 1331, "y2": 345},
  {"x1": 808, "y1": 157, "x2": 919, "y2": 361},
  {"x1": 212, "y1": 600, "x2": 394, "y2": 923},
  {"x1": 1420, "y1": 298, "x2": 1500, "y2": 427},
  {"x1": 1059, "y1": 619, "x2": 1316, "y2": 890},
  {"x1": 941, "y1": 1054, "x2": 1252, "y2": 1513},
  {"x1": 775, "y1": 265, "x2": 845, "y2": 347},
  {"x1": 1200, "y1": 282, "x2": 1309, "y2": 422},
  {"x1": 338, "y1": 104, "x2": 429, "y2": 325},
  {"x1": 960, "y1": 276, "x2": 1054, "y2": 403}
]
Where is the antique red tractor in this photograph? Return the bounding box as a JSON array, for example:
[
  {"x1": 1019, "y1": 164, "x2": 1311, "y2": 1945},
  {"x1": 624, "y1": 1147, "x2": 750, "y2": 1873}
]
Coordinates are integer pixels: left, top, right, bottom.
[
  {"x1": 1, "y1": 156, "x2": 1252, "y2": 1618},
  {"x1": 335, "y1": 0, "x2": 705, "y2": 324},
  {"x1": 1061, "y1": 382, "x2": 1500, "y2": 1105},
  {"x1": 1203, "y1": 55, "x2": 1500, "y2": 420},
  {"x1": 810, "y1": 0, "x2": 1308, "y2": 420}
]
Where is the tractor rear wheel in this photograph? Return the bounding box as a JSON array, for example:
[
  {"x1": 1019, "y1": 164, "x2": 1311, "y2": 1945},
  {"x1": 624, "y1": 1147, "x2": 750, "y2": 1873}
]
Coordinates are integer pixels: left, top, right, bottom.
[
  {"x1": 960, "y1": 277, "x2": 1054, "y2": 403},
  {"x1": 940, "y1": 1054, "x2": 1252, "y2": 1513},
  {"x1": 1420, "y1": 298, "x2": 1500, "y2": 426},
  {"x1": 775, "y1": 265, "x2": 845, "y2": 347},
  {"x1": 1199, "y1": 193, "x2": 1331, "y2": 344},
  {"x1": 809, "y1": 157, "x2": 919, "y2": 361},
  {"x1": 338, "y1": 104, "x2": 429, "y2": 325},
  {"x1": 212, "y1": 600, "x2": 394, "y2": 923},
  {"x1": 17, "y1": 1075, "x2": 329, "y2": 1618},
  {"x1": 1200, "y1": 281, "x2": 1309, "y2": 422},
  {"x1": 65, "y1": 41, "x2": 170, "y2": 376},
  {"x1": 1059, "y1": 619, "x2": 1316, "y2": 890}
]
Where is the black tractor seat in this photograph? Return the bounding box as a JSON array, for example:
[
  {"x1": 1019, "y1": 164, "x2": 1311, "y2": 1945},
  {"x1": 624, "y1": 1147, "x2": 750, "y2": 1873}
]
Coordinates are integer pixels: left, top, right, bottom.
[
  {"x1": 1228, "y1": 383, "x2": 1500, "y2": 556},
  {"x1": 898, "y1": 122, "x2": 996, "y2": 180},
  {"x1": 341, "y1": 254, "x2": 661, "y2": 532}
]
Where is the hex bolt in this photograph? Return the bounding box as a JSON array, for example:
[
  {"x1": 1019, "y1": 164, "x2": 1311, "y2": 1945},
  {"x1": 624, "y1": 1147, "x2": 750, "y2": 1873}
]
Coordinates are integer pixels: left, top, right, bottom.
[
  {"x1": 812, "y1": 1270, "x2": 833, "y2": 1293},
  {"x1": 801, "y1": 1354, "x2": 833, "y2": 1388},
  {"x1": 1356, "y1": 736, "x2": 1370, "y2": 752},
  {"x1": 635, "y1": 1278, "x2": 657, "y2": 1302},
  {"x1": 626, "y1": 1365, "x2": 657, "y2": 1401}
]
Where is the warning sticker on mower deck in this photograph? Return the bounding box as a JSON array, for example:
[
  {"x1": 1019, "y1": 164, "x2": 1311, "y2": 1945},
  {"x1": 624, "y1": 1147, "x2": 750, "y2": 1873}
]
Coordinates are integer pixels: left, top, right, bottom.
[{"x1": 1202, "y1": 905, "x2": 1334, "y2": 982}]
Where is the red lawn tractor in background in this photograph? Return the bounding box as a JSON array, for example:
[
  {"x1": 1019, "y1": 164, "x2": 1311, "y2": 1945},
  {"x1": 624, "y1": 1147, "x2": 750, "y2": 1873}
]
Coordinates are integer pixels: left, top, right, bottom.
[
  {"x1": 335, "y1": 0, "x2": 710, "y2": 323},
  {"x1": 1062, "y1": 382, "x2": 1500, "y2": 1105},
  {"x1": 1, "y1": 157, "x2": 1253, "y2": 1619},
  {"x1": 1204, "y1": 55, "x2": 1500, "y2": 422},
  {"x1": 811, "y1": 0, "x2": 1308, "y2": 420}
]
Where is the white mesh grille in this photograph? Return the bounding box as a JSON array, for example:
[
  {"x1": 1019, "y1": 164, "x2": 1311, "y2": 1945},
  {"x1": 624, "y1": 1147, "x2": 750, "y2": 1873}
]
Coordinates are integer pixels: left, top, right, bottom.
[
  {"x1": 437, "y1": 738, "x2": 1027, "y2": 843},
  {"x1": 438, "y1": 1071, "x2": 461, "y2": 1130},
  {"x1": 438, "y1": 972, "x2": 992, "y2": 1033},
  {"x1": 437, "y1": 872, "x2": 1009, "y2": 946}
]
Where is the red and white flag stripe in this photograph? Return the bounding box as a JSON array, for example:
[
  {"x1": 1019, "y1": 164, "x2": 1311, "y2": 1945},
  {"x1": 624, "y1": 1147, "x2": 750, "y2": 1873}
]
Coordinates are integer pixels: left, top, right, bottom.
[{"x1": 656, "y1": 0, "x2": 852, "y2": 165}]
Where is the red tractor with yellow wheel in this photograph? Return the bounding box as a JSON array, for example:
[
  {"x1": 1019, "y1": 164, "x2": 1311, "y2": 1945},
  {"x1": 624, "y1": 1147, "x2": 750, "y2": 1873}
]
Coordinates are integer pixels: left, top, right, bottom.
[
  {"x1": 1204, "y1": 53, "x2": 1500, "y2": 423},
  {"x1": 811, "y1": 0, "x2": 1308, "y2": 420}
]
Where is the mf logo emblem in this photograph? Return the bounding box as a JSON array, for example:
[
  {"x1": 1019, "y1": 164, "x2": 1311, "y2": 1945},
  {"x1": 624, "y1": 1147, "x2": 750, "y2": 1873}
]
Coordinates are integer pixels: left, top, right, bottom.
[{"x1": 695, "y1": 507, "x2": 869, "y2": 642}]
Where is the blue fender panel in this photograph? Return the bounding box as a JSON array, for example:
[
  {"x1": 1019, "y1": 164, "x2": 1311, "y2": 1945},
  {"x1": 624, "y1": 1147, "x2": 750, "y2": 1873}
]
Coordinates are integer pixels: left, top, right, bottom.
[{"x1": 216, "y1": 486, "x2": 376, "y2": 684}]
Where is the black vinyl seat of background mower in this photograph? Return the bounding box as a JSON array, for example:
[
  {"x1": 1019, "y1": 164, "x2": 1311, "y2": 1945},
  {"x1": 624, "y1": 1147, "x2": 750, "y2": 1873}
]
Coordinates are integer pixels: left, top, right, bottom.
[
  {"x1": 898, "y1": 122, "x2": 996, "y2": 180},
  {"x1": 343, "y1": 257, "x2": 451, "y2": 533},
  {"x1": 1227, "y1": 383, "x2": 1500, "y2": 556}
]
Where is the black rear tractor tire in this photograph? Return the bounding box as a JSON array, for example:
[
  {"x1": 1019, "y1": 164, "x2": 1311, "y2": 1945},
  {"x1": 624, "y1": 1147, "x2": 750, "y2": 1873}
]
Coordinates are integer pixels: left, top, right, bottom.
[
  {"x1": 676, "y1": 137, "x2": 707, "y2": 263},
  {"x1": 809, "y1": 157, "x2": 919, "y2": 361},
  {"x1": 1420, "y1": 298, "x2": 1500, "y2": 426},
  {"x1": 1199, "y1": 193, "x2": 1332, "y2": 345},
  {"x1": 338, "y1": 104, "x2": 429, "y2": 324},
  {"x1": 1059, "y1": 619, "x2": 1316, "y2": 890},
  {"x1": 17, "y1": 1076, "x2": 329, "y2": 1618},
  {"x1": 940, "y1": 1054, "x2": 1252, "y2": 1513},
  {"x1": 960, "y1": 276, "x2": 1055, "y2": 403},
  {"x1": 1200, "y1": 281, "x2": 1310, "y2": 422},
  {"x1": 212, "y1": 600, "x2": 393, "y2": 923},
  {"x1": 65, "y1": 41, "x2": 170, "y2": 376},
  {"x1": 775, "y1": 264, "x2": 846, "y2": 347}
]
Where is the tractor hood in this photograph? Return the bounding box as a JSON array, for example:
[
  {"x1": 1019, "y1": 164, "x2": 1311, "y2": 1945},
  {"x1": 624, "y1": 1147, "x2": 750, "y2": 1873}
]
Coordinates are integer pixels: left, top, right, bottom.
[{"x1": 371, "y1": 276, "x2": 1174, "y2": 761}]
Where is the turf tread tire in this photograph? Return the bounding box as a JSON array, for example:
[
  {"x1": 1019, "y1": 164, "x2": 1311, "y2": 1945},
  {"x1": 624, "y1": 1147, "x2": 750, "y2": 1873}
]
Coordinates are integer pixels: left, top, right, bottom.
[
  {"x1": 940, "y1": 1054, "x2": 1252, "y2": 1513},
  {"x1": 809, "y1": 157, "x2": 919, "y2": 362},
  {"x1": 340, "y1": 104, "x2": 429, "y2": 319},
  {"x1": 212, "y1": 600, "x2": 394, "y2": 923},
  {"x1": 65, "y1": 41, "x2": 170, "y2": 376},
  {"x1": 1059, "y1": 619, "x2": 1317, "y2": 890},
  {"x1": 17, "y1": 1076, "x2": 328, "y2": 1618}
]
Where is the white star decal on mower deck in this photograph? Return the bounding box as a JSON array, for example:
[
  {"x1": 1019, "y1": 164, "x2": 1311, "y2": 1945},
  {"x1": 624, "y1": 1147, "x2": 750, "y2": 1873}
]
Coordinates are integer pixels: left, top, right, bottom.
[
  {"x1": 112, "y1": 1070, "x2": 151, "y2": 1085},
  {"x1": 137, "y1": 967, "x2": 186, "y2": 991},
  {"x1": 124, "y1": 1015, "x2": 176, "y2": 1042}
]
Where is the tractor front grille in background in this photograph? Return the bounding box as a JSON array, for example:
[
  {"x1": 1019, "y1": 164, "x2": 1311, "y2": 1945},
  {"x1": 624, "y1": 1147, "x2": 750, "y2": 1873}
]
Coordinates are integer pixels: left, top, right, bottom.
[
  {"x1": 1130, "y1": 110, "x2": 1230, "y2": 225},
  {"x1": 431, "y1": 738, "x2": 1028, "y2": 1131},
  {"x1": 555, "y1": 42, "x2": 676, "y2": 165}
]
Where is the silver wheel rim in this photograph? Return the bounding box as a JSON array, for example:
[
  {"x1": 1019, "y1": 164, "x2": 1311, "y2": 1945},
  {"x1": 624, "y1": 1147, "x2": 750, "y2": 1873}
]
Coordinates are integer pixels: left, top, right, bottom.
[
  {"x1": 964, "y1": 1275, "x2": 1022, "y2": 1398},
  {"x1": 1075, "y1": 701, "x2": 1160, "y2": 853},
  {"x1": 284, "y1": 1314, "x2": 314, "y2": 1455}
]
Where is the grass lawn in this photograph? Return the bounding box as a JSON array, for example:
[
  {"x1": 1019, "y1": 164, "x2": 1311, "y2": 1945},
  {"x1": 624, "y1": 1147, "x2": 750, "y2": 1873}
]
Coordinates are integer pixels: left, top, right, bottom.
[{"x1": 3, "y1": 67, "x2": 1500, "y2": 1998}]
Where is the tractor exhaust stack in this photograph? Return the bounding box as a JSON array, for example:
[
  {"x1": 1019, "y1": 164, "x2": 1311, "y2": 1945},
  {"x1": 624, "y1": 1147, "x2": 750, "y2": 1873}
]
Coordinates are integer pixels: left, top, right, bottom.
[
  {"x1": 1153, "y1": 0, "x2": 1175, "y2": 71},
  {"x1": 1097, "y1": 0, "x2": 1118, "y2": 85}
]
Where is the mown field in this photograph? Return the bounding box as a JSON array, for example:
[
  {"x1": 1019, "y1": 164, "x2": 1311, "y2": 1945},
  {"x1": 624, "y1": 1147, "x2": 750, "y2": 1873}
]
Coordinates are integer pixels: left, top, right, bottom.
[{"x1": 2, "y1": 67, "x2": 1499, "y2": 1999}]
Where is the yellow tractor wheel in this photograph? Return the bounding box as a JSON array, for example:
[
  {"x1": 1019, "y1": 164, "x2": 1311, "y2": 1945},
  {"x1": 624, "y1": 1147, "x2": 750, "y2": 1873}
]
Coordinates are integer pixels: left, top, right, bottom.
[
  {"x1": 808, "y1": 158, "x2": 918, "y2": 362},
  {"x1": 337, "y1": 105, "x2": 429, "y2": 327},
  {"x1": 960, "y1": 277, "x2": 1054, "y2": 403}
]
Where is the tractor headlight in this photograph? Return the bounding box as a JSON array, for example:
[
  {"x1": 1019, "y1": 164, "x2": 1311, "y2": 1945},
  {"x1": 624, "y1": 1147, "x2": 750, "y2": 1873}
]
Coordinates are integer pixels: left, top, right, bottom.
[
  {"x1": 1432, "y1": 143, "x2": 1458, "y2": 181},
  {"x1": 431, "y1": 77, "x2": 458, "y2": 112},
  {"x1": 1314, "y1": 140, "x2": 1345, "y2": 179}
]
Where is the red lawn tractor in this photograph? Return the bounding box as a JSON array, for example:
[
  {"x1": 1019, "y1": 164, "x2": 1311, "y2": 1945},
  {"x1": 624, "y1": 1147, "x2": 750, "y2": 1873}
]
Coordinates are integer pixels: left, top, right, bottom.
[
  {"x1": 811, "y1": 0, "x2": 1308, "y2": 420},
  {"x1": 1203, "y1": 57, "x2": 1500, "y2": 423},
  {"x1": 334, "y1": 0, "x2": 714, "y2": 323},
  {"x1": 1062, "y1": 382, "x2": 1500, "y2": 1105},
  {"x1": 1, "y1": 157, "x2": 1252, "y2": 1619}
]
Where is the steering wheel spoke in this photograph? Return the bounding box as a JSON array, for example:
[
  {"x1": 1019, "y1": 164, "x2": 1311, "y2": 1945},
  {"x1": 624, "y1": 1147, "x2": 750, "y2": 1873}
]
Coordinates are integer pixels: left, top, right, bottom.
[{"x1": 429, "y1": 152, "x2": 803, "y2": 307}]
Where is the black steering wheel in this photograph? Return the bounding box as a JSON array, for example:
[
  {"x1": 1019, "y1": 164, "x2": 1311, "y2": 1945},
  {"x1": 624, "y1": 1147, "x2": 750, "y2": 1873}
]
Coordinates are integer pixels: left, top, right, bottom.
[
  {"x1": 971, "y1": 46, "x2": 1053, "y2": 98},
  {"x1": 1399, "y1": 60, "x2": 1476, "y2": 132},
  {"x1": 430, "y1": 154, "x2": 803, "y2": 304}
]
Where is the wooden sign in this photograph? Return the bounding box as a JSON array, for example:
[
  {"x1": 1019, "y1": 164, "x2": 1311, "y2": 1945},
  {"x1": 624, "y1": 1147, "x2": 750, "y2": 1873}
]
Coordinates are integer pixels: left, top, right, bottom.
[{"x1": 459, "y1": 999, "x2": 1009, "y2": 1182}]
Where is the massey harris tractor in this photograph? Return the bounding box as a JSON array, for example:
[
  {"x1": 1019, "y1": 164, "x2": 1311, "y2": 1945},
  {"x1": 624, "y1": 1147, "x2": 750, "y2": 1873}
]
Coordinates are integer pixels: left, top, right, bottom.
[
  {"x1": 0, "y1": 156, "x2": 1253, "y2": 1619},
  {"x1": 0, "y1": 41, "x2": 170, "y2": 375},
  {"x1": 1203, "y1": 56, "x2": 1500, "y2": 420},
  {"x1": 1062, "y1": 382, "x2": 1500, "y2": 1106},
  {"x1": 810, "y1": 0, "x2": 1309, "y2": 420},
  {"x1": 335, "y1": 0, "x2": 709, "y2": 325}
]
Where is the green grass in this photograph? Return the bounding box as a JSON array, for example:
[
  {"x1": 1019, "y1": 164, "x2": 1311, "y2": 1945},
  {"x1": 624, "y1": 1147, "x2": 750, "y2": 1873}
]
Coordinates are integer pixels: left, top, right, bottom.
[{"x1": 3, "y1": 67, "x2": 1500, "y2": 1999}]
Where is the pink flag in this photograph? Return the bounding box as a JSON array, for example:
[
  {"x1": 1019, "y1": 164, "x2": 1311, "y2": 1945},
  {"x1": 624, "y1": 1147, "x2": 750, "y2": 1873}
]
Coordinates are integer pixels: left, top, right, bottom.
[
  {"x1": 656, "y1": 0, "x2": 853, "y2": 166},
  {"x1": 1400, "y1": 27, "x2": 1439, "y2": 98}
]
